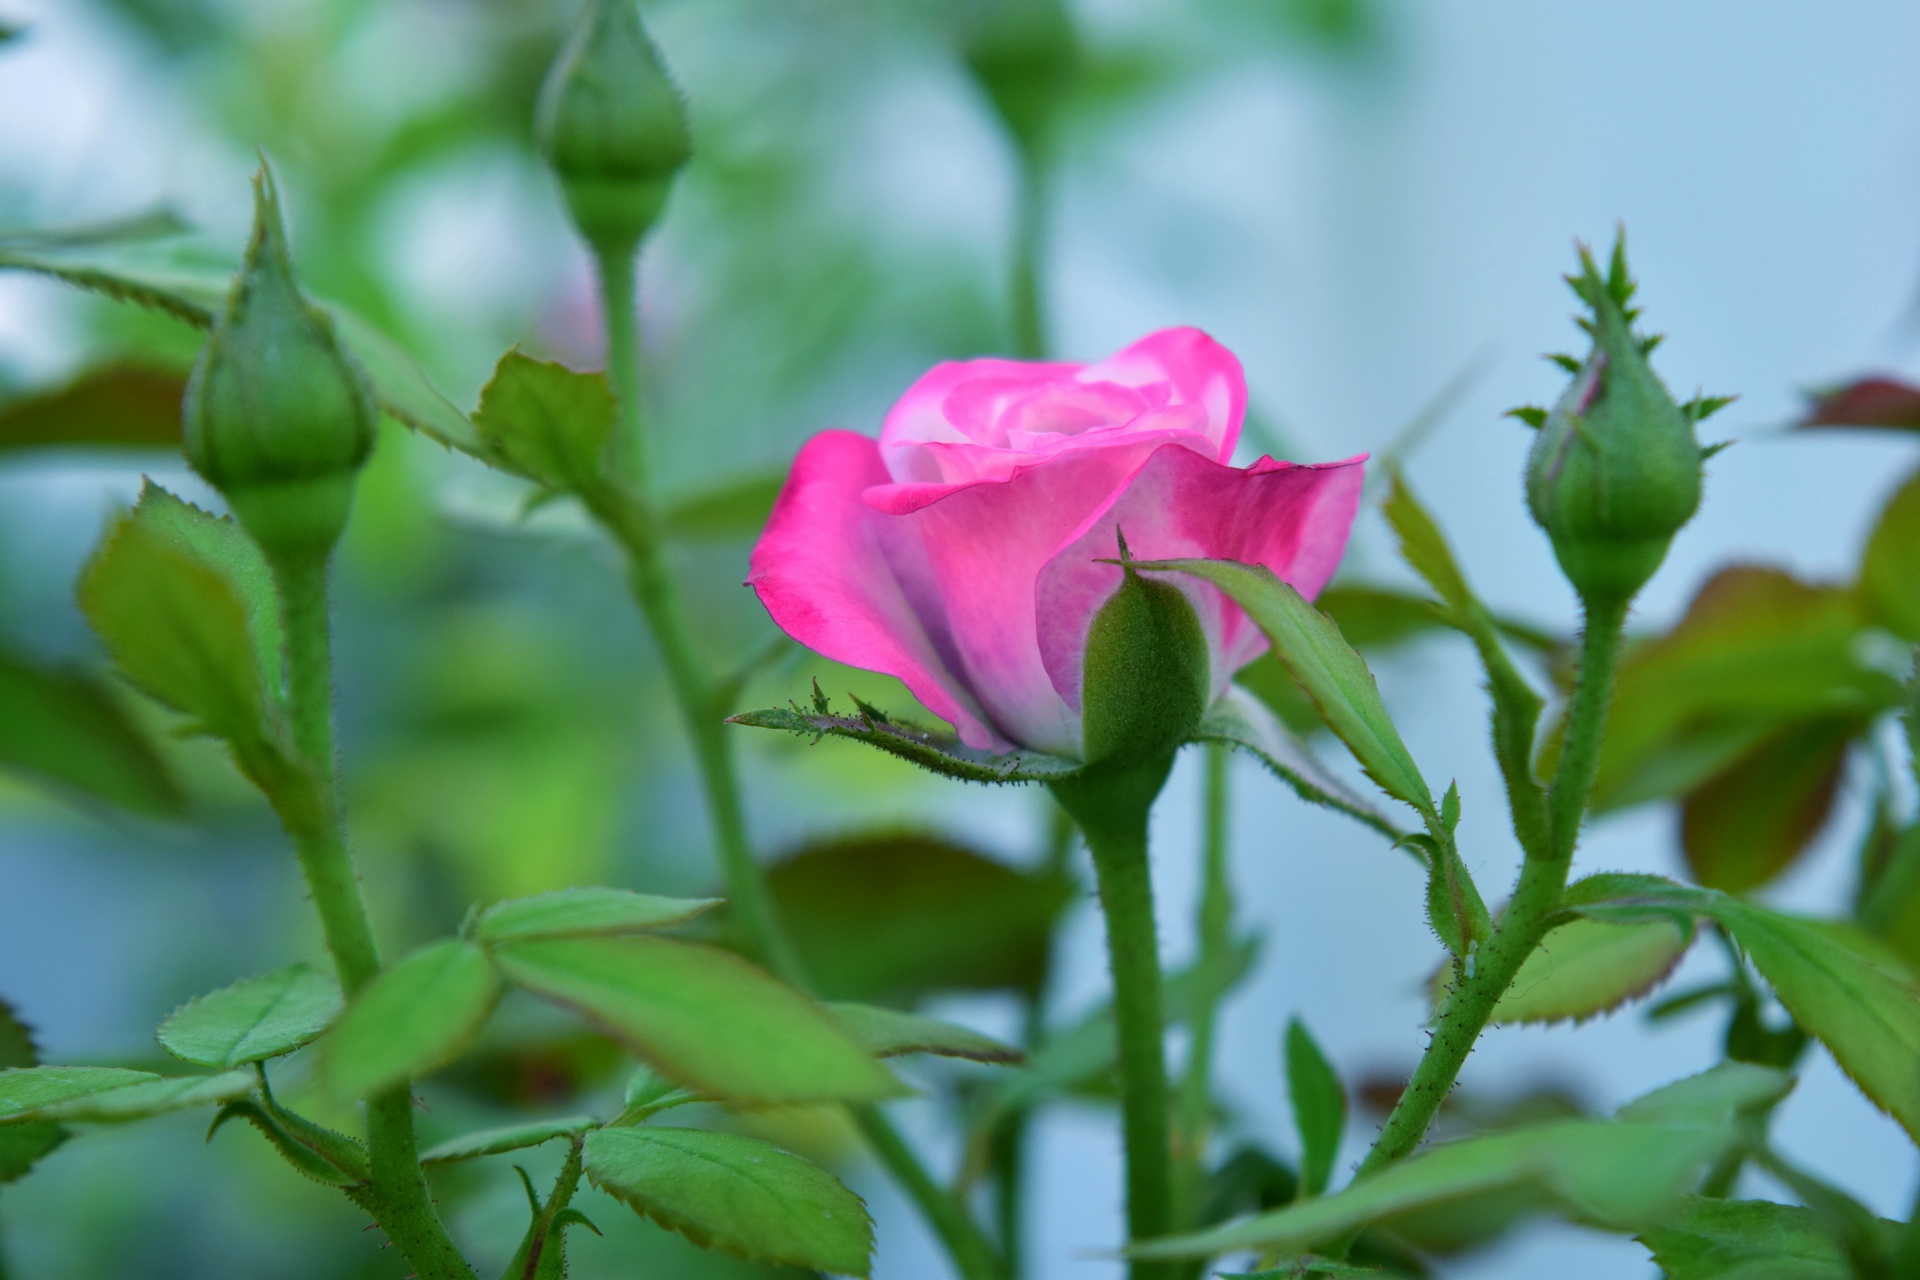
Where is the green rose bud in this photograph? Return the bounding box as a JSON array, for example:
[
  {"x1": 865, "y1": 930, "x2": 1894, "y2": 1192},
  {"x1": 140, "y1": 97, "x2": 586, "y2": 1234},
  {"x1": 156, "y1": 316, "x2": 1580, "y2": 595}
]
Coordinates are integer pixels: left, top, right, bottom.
[
  {"x1": 536, "y1": 0, "x2": 691, "y2": 255},
  {"x1": 183, "y1": 167, "x2": 376, "y2": 563},
  {"x1": 1078, "y1": 544, "x2": 1211, "y2": 771},
  {"x1": 960, "y1": 0, "x2": 1077, "y2": 157},
  {"x1": 1523, "y1": 238, "x2": 1706, "y2": 611}
]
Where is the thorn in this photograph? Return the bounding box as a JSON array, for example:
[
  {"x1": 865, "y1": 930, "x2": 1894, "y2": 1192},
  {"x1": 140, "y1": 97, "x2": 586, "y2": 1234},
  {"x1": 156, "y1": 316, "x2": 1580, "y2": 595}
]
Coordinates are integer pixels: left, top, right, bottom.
[{"x1": 1113, "y1": 524, "x2": 1133, "y2": 565}]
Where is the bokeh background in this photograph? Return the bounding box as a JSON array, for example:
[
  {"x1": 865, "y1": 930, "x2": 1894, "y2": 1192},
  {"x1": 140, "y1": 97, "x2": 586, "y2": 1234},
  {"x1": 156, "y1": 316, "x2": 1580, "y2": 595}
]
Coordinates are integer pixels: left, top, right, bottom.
[{"x1": 2, "y1": 0, "x2": 1919, "y2": 1276}]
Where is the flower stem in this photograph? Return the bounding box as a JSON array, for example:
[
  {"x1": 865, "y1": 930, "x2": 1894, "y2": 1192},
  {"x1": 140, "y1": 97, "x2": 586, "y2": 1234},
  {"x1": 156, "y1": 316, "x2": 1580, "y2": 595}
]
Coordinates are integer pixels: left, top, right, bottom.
[
  {"x1": 585, "y1": 244, "x2": 1004, "y2": 1280},
  {"x1": 1173, "y1": 743, "x2": 1232, "y2": 1229},
  {"x1": 1053, "y1": 756, "x2": 1177, "y2": 1280},
  {"x1": 268, "y1": 552, "x2": 471, "y2": 1280},
  {"x1": 1354, "y1": 595, "x2": 1627, "y2": 1177}
]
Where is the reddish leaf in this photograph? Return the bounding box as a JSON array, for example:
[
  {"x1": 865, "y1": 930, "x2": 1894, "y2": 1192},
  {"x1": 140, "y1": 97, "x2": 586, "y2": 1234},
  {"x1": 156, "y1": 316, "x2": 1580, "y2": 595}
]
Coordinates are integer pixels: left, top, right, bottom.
[
  {"x1": 1802, "y1": 376, "x2": 1920, "y2": 430},
  {"x1": 1680, "y1": 718, "x2": 1858, "y2": 893}
]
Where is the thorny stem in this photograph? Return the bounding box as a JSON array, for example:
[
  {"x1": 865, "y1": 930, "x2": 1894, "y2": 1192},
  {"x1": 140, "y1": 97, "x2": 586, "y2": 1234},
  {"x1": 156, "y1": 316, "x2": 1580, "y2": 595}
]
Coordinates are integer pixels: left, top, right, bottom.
[
  {"x1": 1053, "y1": 756, "x2": 1178, "y2": 1280},
  {"x1": 1354, "y1": 595, "x2": 1628, "y2": 1178},
  {"x1": 1173, "y1": 743, "x2": 1233, "y2": 1230},
  {"x1": 585, "y1": 244, "x2": 1004, "y2": 1280},
  {"x1": 269, "y1": 552, "x2": 472, "y2": 1280}
]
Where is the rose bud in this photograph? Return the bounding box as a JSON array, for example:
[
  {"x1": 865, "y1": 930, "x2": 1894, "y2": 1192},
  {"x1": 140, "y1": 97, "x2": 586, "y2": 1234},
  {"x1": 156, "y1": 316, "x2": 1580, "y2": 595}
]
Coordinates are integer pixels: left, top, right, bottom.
[
  {"x1": 183, "y1": 167, "x2": 376, "y2": 563},
  {"x1": 747, "y1": 328, "x2": 1364, "y2": 760},
  {"x1": 960, "y1": 0, "x2": 1078, "y2": 156},
  {"x1": 536, "y1": 0, "x2": 691, "y2": 255},
  {"x1": 1524, "y1": 239, "x2": 1704, "y2": 610}
]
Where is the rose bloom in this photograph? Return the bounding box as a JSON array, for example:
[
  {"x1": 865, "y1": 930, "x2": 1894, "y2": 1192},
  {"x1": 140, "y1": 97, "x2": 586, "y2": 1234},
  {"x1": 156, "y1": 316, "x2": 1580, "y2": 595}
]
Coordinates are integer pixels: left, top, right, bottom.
[{"x1": 748, "y1": 328, "x2": 1364, "y2": 759}]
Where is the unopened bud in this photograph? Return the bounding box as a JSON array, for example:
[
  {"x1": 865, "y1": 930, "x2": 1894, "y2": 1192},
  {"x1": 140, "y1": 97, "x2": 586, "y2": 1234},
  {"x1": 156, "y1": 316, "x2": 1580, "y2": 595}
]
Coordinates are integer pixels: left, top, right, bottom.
[
  {"x1": 536, "y1": 0, "x2": 691, "y2": 254},
  {"x1": 1078, "y1": 546, "x2": 1210, "y2": 769},
  {"x1": 960, "y1": 0, "x2": 1077, "y2": 157},
  {"x1": 183, "y1": 167, "x2": 375, "y2": 562},
  {"x1": 1524, "y1": 238, "x2": 1705, "y2": 610}
]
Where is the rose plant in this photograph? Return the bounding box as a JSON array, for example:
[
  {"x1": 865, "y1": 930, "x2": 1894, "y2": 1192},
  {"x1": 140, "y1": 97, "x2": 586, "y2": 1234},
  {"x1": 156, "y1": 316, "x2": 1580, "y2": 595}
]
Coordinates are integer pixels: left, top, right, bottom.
[{"x1": 0, "y1": 3, "x2": 1917, "y2": 1280}]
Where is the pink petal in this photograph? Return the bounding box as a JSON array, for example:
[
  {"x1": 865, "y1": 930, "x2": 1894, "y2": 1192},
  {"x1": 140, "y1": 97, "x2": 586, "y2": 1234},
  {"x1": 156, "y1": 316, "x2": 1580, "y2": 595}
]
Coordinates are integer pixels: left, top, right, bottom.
[
  {"x1": 1034, "y1": 445, "x2": 1366, "y2": 713},
  {"x1": 1081, "y1": 327, "x2": 1247, "y2": 463},
  {"x1": 746, "y1": 430, "x2": 1006, "y2": 749},
  {"x1": 862, "y1": 439, "x2": 1173, "y2": 756},
  {"x1": 880, "y1": 359, "x2": 1079, "y2": 483}
]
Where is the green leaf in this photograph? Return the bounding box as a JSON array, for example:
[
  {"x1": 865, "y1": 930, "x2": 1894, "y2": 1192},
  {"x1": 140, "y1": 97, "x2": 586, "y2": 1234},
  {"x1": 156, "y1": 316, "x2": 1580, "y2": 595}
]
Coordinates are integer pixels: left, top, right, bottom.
[
  {"x1": 0, "y1": 222, "x2": 482, "y2": 455},
  {"x1": 0, "y1": 1067, "x2": 158, "y2": 1121},
  {"x1": 1859, "y1": 463, "x2": 1920, "y2": 640},
  {"x1": 419, "y1": 1115, "x2": 599, "y2": 1165},
  {"x1": 0, "y1": 1122, "x2": 65, "y2": 1185},
  {"x1": 1708, "y1": 900, "x2": 1920, "y2": 1141},
  {"x1": 728, "y1": 704, "x2": 1084, "y2": 785},
  {"x1": 157, "y1": 963, "x2": 341, "y2": 1069},
  {"x1": 661, "y1": 472, "x2": 785, "y2": 542},
  {"x1": 1284, "y1": 1018, "x2": 1346, "y2": 1197},
  {"x1": 0, "y1": 647, "x2": 184, "y2": 817},
  {"x1": 1316, "y1": 585, "x2": 1449, "y2": 650},
  {"x1": 26, "y1": 1071, "x2": 254, "y2": 1123},
  {"x1": 0, "y1": 1066, "x2": 253, "y2": 1124},
  {"x1": 470, "y1": 349, "x2": 615, "y2": 490},
  {"x1": 1132, "y1": 1066, "x2": 1784, "y2": 1261},
  {"x1": 317, "y1": 939, "x2": 500, "y2": 1100},
  {"x1": 826, "y1": 1003, "x2": 1021, "y2": 1063},
  {"x1": 1487, "y1": 918, "x2": 1693, "y2": 1025},
  {"x1": 1384, "y1": 470, "x2": 1550, "y2": 855},
  {"x1": 1680, "y1": 717, "x2": 1857, "y2": 893},
  {"x1": 0, "y1": 363, "x2": 186, "y2": 453},
  {"x1": 1137, "y1": 558, "x2": 1433, "y2": 818},
  {"x1": 583, "y1": 1126, "x2": 874, "y2": 1276},
  {"x1": 491, "y1": 935, "x2": 902, "y2": 1104},
  {"x1": 474, "y1": 887, "x2": 721, "y2": 945},
  {"x1": 1587, "y1": 567, "x2": 1894, "y2": 811},
  {"x1": 0, "y1": 1000, "x2": 37, "y2": 1070},
  {"x1": 1221, "y1": 1263, "x2": 1378, "y2": 1279},
  {"x1": 1638, "y1": 1197, "x2": 1863, "y2": 1279},
  {"x1": 765, "y1": 832, "x2": 1073, "y2": 1002},
  {"x1": 1419, "y1": 832, "x2": 1493, "y2": 961},
  {"x1": 1194, "y1": 685, "x2": 1399, "y2": 839}
]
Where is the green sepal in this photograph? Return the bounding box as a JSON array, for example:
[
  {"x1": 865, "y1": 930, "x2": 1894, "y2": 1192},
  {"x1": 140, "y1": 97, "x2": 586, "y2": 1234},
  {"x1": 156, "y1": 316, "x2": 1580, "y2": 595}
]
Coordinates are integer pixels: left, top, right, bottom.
[
  {"x1": 1525, "y1": 235, "x2": 1705, "y2": 610},
  {"x1": 502, "y1": 1140, "x2": 595, "y2": 1280},
  {"x1": 1079, "y1": 541, "x2": 1210, "y2": 768}
]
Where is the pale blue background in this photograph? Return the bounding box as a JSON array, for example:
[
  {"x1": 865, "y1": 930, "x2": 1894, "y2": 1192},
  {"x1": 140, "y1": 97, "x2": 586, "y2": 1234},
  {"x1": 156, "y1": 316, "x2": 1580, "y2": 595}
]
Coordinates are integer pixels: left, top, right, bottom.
[{"x1": 3, "y1": 2, "x2": 1919, "y2": 1277}]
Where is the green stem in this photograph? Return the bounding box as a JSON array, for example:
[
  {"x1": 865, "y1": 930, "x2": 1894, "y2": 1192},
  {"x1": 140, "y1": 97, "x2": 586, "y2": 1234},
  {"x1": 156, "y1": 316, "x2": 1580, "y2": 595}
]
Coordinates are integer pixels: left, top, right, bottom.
[
  {"x1": 1173, "y1": 743, "x2": 1231, "y2": 1228},
  {"x1": 1894, "y1": 1174, "x2": 1920, "y2": 1279},
  {"x1": 1053, "y1": 757, "x2": 1177, "y2": 1280},
  {"x1": 269, "y1": 553, "x2": 471, "y2": 1280},
  {"x1": 1354, "y1": 596, "x2": 1627, "y2": 1178},
  {"x1": 584, "y1": 244, "x2": 1003, "y2": 1280},
  {"x1": 1009, "y1": 150, "x2": 1049, "y2": 361}
]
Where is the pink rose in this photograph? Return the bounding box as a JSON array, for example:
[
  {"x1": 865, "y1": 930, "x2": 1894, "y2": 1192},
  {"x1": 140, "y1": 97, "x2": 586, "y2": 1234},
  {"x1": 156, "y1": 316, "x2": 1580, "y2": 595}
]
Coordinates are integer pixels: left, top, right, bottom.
[{"x1": 747, "y1": 327, "x2": 1365, "y2": 758}]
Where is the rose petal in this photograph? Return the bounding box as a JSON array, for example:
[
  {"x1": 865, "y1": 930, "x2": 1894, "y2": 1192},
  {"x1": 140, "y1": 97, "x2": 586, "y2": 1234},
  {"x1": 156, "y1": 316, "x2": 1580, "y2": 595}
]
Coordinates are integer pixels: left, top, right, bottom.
[
  {"x1": 1081, "y1": 327, "x2": 1247, "y2": 463},
  {"x1": 747, "y1": 430, "x2": 1005, "y2": 748},
  {"x1": 1034, "y1": 445, "x2": 1366, "y2": 713},
  {"x1": 881, "y1": 360, "x2": 1078, "y2": 483},
  {"x1": 862, "y1": 439, "x2": 1173, "y2": 755}
]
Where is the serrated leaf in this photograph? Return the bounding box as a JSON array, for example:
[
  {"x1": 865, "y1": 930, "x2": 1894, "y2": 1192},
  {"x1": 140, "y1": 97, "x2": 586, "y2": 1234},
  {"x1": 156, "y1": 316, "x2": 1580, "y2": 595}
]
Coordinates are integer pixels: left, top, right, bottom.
[
  {"x1": 0, "y1": 1067, "x2": 158, "y2": 1121},
  {"x1": 0, "y1": 648, "x2": 184, "y2": 817},
  {"x1": 728, "y1": 705, "x2": 1084, "y2": 785},
  {"x1": 470, "y1": 350, "x2": 615, "y2": 490},
  {"x1": 475, "y1": 887, "x2": 721, "y2": 945},
  {"x1": 492, "y1": 935, "x2": 902, "y2": 1104},
  {"x1": 28, "y1": 1070, "x2": 254, "y2": 1122},
  {"x1": 1707, "y1": 900, "x2": 1920, "y2": 1142},
  {"x1": 317, "y1": 939, "x2": 500, "y2": 1100},
  {"x1": 584, "y1": 1126, "x2": 874, "y2": 1276},
  {"x1": 1487, "y1": 918, "x2": 1692, "y2": 1025},
  {"x1": 826, "y1": 1003, "x2": 1021, "y2": 1063},
  {"x1": 0, "y1": 224, "x2": 481, "y2": 455},
  {"x1": 1859, "y1": 462, "x2": 1920, "y2": 640},
  {"x1": 765, "y1": 833, "x2": 1072, "y2": 1002},
  {"x1": 1680, "y1": 717, "x2": 1856, "y2": 893},
  {"x1": 0, "y1": 363, "x2": 186, "y2": 452},
  {"x1": 1284, "y1": 1018, "x2": 1345, "y2": 1197},
  {"x1": 158, "y1": 963, "x2": 341, "y2": 1069},
  {"x1": 660, "y1": 471, "x2": 784, "y2": 542},
  {"x1": 1132, "y1": 1067, "x2": 1781, "y2": 1261},
  {"x1": 419, "y1": 1115, "x2": 599, "y2": 1165},
  {"x1": 1194, "y1": 685, "x2": 1398, "y2": 838},
  {"x1": 1137, "y1": 558, "x2": 1433, "y2": 819},
  {"x1": 0, "y1": 1000, "x2": 37, "y2": 1069},
  {"x1": 1638, "y1": 1196, "x2": 1871, "y2": 1279},
  {"x1": 1614, "y1": 1061, "x2": 1795, "y2": 1128},
  {"x1": 0, "y1": 1122, "x2": 65, "y2": 1184}
]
